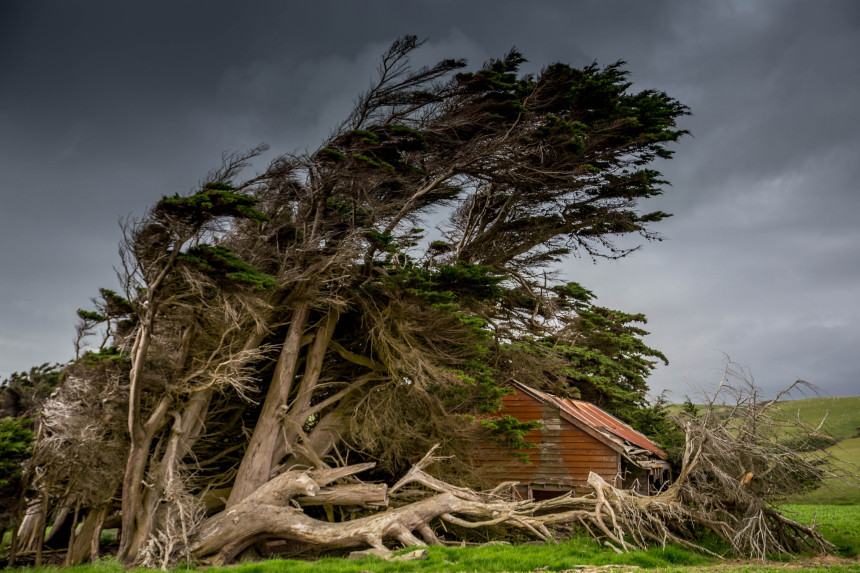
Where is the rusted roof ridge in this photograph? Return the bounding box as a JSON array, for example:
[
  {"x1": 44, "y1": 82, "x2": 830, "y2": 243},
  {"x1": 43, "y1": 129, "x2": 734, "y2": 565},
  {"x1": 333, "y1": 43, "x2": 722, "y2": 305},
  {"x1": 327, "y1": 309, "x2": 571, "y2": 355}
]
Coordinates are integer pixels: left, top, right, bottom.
[
  {"x1": 508, "y1": 382, "x2": 625, "y2": 454},
  {"x1": 566, "y1": 400, "x2": 667, "y2": 459},
  {"x1": 561, "y1": 399, "x2": 641, "y2": 455},
  {"x1": 507, "y1": 380, "x2": 667, "y2": 460}
]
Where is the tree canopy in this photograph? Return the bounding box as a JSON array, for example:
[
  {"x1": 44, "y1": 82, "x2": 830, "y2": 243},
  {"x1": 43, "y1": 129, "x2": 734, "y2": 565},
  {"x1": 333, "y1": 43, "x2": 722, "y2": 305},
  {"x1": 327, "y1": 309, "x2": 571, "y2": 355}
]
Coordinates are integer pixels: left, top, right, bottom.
[{"x1": 9, "y1": 37, "x2": 700, "y2": 567}]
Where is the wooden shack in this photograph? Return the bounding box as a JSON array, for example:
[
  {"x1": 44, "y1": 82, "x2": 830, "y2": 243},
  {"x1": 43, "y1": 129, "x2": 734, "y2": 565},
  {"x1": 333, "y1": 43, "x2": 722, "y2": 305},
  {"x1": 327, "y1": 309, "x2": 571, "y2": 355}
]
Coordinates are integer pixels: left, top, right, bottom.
[{"x1": 471, "y1": 381, "x2": 670, "y2": 499}]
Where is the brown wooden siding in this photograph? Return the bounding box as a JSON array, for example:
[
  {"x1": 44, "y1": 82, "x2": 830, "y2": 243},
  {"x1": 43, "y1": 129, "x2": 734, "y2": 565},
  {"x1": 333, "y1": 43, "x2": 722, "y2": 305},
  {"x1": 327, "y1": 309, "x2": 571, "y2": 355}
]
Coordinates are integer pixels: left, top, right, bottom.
[{"x1": 471, "y1": 388, "x2": 619, "y2": 488}]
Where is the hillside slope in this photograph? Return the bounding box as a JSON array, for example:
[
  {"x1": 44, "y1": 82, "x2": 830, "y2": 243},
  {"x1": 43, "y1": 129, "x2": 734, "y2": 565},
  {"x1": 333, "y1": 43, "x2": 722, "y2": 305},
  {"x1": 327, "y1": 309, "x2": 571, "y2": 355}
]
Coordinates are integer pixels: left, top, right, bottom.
[
  {"x1": 767, "y1": 396, "x2": 858, "y2": 504},
  {"x1": 770, "y1": 396, "x2": 860, "y2": 439},
  {"x1": 671, "y1": 395, "x2": 859, "y2": 504}
]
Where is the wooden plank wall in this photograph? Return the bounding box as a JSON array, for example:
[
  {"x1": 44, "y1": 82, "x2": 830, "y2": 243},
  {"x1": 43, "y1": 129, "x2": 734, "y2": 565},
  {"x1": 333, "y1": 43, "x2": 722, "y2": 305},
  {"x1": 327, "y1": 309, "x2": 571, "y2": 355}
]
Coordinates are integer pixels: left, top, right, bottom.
[{"x1": 472, "y1": 388, "x2": 619, "y2": 489}]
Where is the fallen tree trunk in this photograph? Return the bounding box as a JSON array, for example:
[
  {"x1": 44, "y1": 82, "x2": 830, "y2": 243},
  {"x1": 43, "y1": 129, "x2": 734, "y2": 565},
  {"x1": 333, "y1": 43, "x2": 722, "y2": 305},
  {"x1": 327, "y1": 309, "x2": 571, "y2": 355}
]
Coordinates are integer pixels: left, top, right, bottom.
[
  {"x1": 189, "y1": 439, "x2": 838, "y2": 566},
  {"x1": 295, "y1": 483, "x2": 388, "y2": 508},
  {"x1": 190, "y1": 447, "x2": 584, "y2": 564},
  {"x1": 193, "y1": 489, "x2": 507, "y2": 564}
]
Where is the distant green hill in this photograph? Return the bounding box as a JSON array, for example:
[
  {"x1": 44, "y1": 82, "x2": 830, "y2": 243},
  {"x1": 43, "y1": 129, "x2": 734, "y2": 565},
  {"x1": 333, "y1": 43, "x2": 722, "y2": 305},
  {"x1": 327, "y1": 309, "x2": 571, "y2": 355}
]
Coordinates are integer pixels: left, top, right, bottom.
[
  {"x1": 769, "y1": 396, "x2": 860, "y2": 439},
  {"x1": 669, "y1": 395, "x2": 860, "y2": 505},
  {"x1": 669, "y1": 395, "x2": 860, "y2": 438},
  {"x1": 775, "y1": 396, "x2": 860, "y2": 505}
]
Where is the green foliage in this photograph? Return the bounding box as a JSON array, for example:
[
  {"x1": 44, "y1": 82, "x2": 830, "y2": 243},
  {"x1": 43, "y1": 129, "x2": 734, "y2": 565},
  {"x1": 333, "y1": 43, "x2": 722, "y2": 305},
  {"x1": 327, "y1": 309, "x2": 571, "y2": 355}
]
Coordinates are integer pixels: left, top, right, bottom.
[
  {"x1": 480, "y1": 414, "x2": 541, "y2": 462},
  {"x1": 626, "y1": 391, "x2": 686, "y2": 468},
  {"x1": 180, "y1": 245, "x2": 277, "y2": 291},
  {"x1": 382, "y1": 262, "x2": 506, "y2": 306},
  {"x1": 0, "y1": 363, "x2": 65, "y2": 419},
  {"x1": 563, "y1": 308, "x2": 667, "y2": 413},
  {"x1": 155, "y1": 182, "x2": 269, "y2": 226},
  {"x1": 98, "y1": 288, "x2": 134, "y2": 316},
  {"x1": 77, "y1": 309, "x2": 107, "y2": 322},
  {"x1": 503, "y1": 283, "x2": 667, "y2": 420},
  {"x1": 680, "y1": 396, "x2": 700, "y2": 417},
  {"x1": 82, "y1": 346, "x2": 129, "y2": 367},
  {"x1": 326, "y1": 197, "x2": 354, "y2": 218},
  {"x1": 0, "y1": 417, "x2": 33, "y2": 487},
  {"x1": 0, "y1": 415, "x2": 33, "y2": 539},
  {"x1": 319, "y1": 147, "x2": 347, "y2": 162},
  {"x1": 436, "y1": 263, "x2": 506, "y2": 301},
  {"x1": 352, "y1": 153, "x2": 383, "y2": 169},
  {"x1": 367, "y1": 229, "x2": 395, "y2": 251},
  {"x1": 552, "y1": 281, "x2": 595, "y2": 302}
]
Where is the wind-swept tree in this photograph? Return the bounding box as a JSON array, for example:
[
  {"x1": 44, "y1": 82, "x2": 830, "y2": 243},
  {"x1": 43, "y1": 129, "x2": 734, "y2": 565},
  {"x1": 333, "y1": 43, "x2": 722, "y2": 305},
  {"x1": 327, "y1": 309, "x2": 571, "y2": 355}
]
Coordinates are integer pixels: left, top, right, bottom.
[{"x1": 15, "y1": 37, "x2": 703, "y2": 566}]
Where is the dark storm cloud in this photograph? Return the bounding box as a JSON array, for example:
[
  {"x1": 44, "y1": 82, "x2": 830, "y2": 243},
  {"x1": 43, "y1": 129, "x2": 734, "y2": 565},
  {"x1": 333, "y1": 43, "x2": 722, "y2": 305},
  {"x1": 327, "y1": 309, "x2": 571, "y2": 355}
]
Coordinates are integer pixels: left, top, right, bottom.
[{"x1": 2, "y1": 1, "x2": 858, "y2": 398}]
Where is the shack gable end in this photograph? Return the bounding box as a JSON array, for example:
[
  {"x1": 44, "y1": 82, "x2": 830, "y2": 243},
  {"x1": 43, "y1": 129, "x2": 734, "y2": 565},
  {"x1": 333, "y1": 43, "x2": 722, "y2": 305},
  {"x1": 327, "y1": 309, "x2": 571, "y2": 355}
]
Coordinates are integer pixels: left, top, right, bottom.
[{"x1": 472, "y1": 387, "x2": 620, "y2": 489}]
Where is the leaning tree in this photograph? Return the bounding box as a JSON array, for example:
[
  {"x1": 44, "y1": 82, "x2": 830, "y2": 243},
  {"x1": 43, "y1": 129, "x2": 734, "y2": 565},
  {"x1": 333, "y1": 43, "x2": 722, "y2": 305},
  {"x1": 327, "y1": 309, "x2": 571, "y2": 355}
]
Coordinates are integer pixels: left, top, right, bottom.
[{"x1": 13, "y1": 37, "x2": 832, "y2": 567}]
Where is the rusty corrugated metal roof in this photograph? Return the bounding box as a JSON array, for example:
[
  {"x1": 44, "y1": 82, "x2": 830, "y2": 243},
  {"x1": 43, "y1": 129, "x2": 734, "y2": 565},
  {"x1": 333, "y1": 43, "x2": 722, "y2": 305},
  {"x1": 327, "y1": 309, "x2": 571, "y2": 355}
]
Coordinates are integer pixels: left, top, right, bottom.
[{"x1": 511, "y1": 381, "x2": 667, "y2": 461}]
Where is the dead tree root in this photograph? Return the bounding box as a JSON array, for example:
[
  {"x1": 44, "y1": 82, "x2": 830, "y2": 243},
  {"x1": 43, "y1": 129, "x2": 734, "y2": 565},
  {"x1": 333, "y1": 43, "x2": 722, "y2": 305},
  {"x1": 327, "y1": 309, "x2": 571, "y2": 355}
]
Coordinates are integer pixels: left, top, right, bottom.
[{"x1": 188, "y1": 445, "x2": 836, "y2": 565}]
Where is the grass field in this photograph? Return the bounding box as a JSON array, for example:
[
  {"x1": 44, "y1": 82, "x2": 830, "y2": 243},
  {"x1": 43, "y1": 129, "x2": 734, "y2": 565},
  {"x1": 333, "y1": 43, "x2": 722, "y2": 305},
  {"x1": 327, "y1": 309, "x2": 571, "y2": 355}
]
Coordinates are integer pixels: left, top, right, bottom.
[
  {"x1": 788, "y1": 436, "x2": 860, "y2": 505},
  {"x1": 774, "y1": 397, "x2": 860, "y2": 506},
  {"x1": 3, "y1": 537, "x2": 859, "y2": 573},
  {"x1": 670, "y1": 395, "x2": 860, "y2": 505},
  {"x1": 2, "y1": 537, "x2": 713, "y2": 573},
  {"x1": 770, "y1": 396, "x2": 860, "y2": 440},
  {"x1": 782, "y1": 504, "x2": 860, "y2": 557}
]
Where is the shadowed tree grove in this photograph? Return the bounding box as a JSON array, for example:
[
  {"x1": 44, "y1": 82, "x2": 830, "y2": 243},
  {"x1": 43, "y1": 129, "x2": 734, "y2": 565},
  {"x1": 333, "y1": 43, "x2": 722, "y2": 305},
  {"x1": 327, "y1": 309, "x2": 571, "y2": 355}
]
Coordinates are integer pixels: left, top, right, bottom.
[{"x1": 7, "y1": 37, "x2": 836, "y2": 567}]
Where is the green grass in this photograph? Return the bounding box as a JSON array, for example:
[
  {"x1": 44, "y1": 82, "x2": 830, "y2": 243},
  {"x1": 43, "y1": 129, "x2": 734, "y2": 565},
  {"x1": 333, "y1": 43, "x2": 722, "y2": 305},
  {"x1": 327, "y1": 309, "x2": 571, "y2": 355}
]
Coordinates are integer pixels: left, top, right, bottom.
[
  {"x1": 669, "y1": 396, "x2": 860, "y2": 440},
  {"x1": 6, "y1": 542, "x2": 860, "y2": 573},
  {"x1": 2, "y1": 537, "x2": 713, "y2": 573},
  {"x1": 4, "y1": 521, "x2": 858, "y2": 572},
  {"x1": 770, "y1": 396, "x2": 860, "y2": 440},
  {"x1": 781, "y1": 504, "x2": 860, "y2": 557},
  {"x1": 671, "y1": 395, "x2": 860, "y2": 505},
  {"x1": 788, "y1": 437, "x2": 860, "y2": 505},
  {"x1": 762, "y1": 397, "x2": 860, "y2": 506}
]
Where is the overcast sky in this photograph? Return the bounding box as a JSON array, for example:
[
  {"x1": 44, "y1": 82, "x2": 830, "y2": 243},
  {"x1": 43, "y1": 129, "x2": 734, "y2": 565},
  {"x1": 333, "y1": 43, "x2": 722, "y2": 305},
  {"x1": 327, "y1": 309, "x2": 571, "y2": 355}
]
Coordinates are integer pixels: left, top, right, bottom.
[{"x1": 2, "y1": 1, "x2": 858, "y2": 400}]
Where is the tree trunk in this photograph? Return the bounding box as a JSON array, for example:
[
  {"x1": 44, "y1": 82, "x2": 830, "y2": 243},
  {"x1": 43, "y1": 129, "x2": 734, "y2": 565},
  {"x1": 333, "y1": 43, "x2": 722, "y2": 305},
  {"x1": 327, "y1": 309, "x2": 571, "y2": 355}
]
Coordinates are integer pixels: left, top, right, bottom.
[
  {"x1": 68, "y1": 506, "x2": 108, "y2": 565},
  {"x1": 118, "y1": 250, "x2": 182, "y2": 562},
  {"x1": 271, "y1": 310, "x2": 340, "y2": 469},
  {"x1": 121, "y1": 329, "x2": 265, "y2": 564},
  {"x1": 117, "y1": 395, "x2": 171, "y2": 561},
  {"x1": 194, "y1": 488, "x2": 502, "y2": 564},
  {"x1": 34, "y1": 491, "x2": 48, "y2": 566},
  {"x1": 64, "y1": 502, "x2": 81, "y2": 567},
  {"x1": 295, "y1": 483, "x2": 388, "y2": 508},
  {"x1": 132, "y1": 389, "x2": 213, "y2": 560},
  {"x1": 228, "y1": 303, "x2": 311, "y2": 507},
  {"x1": 14, "y1": 500, "x2": 43, "y2": 553},
  {"x1": 44, "y1": 505, "x2": 72, "y2": 548}
]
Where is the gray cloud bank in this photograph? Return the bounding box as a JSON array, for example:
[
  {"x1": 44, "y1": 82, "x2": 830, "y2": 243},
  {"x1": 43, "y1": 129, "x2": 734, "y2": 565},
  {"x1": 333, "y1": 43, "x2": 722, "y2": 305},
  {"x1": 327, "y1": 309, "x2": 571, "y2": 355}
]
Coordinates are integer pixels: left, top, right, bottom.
[{"x1": 1, "y1": 0, "x2": 858, "y2": 399}]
